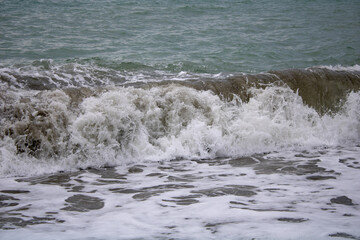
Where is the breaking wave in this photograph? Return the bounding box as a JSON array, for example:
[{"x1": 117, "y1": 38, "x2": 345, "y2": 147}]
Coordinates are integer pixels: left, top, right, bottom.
[{"x1": 0, "y1": 63, "x2": 359, "y2": 176}]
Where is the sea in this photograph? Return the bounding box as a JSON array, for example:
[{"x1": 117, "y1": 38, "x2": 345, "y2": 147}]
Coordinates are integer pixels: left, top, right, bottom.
[{"x1": 0, "y1": 0, "x2": 360, "y2": 239}]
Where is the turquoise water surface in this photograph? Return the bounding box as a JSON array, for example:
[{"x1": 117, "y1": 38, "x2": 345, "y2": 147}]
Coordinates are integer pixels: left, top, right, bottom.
[{"x1": 1, "y1": 0, "x2": 359, "y2": 73}]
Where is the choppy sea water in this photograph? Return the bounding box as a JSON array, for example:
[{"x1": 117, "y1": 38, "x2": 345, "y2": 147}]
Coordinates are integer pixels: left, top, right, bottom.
[
  {"x1": 1, "y1": 0, "x2": 359, "y2": 72},
  {"x1": 1, "y1": 0, "x2": 360, "y2": 239}
]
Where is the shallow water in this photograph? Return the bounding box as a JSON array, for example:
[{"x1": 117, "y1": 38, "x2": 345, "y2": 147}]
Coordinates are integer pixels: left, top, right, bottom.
[{"x1": 1, "y1": 146, "x2": 359, "y2": 239}]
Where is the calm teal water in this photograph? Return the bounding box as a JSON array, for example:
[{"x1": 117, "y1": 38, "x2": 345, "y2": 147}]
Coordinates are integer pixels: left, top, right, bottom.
[{"x1": 1, "y1": 0, "x2": 359, "y2": 73}]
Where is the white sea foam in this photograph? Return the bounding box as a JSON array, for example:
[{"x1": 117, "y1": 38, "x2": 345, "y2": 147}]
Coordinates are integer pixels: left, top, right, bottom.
[
  {"x1": 0, "y1": 146, "x2": 359, "y2": 240},
  {"x1": 0, "y1": 84, "x2": 359, "y2": 177},
  {"x1": 0, "y1": 62, "x2": 231, "y2": 90},
  {"x1": 312, "y1": 64, "x2": 360, "y2": 72},
  {"x1": 63, "y1": 85, "x2": 358, "y2": 169}
]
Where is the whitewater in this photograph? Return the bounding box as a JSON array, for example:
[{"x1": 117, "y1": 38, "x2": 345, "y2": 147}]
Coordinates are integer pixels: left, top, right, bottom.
[
  {"x1": 1, "y1": 0, "x2": 360, "y2": 239},
  {"x1": 1, "y1": 65, "x2": 359, "y2": 240}
]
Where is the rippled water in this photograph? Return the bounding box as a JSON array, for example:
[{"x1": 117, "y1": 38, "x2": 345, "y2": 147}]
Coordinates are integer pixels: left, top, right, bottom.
[{"x1": 1, "y1": 0, "x2": 359, "y2": 72}]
